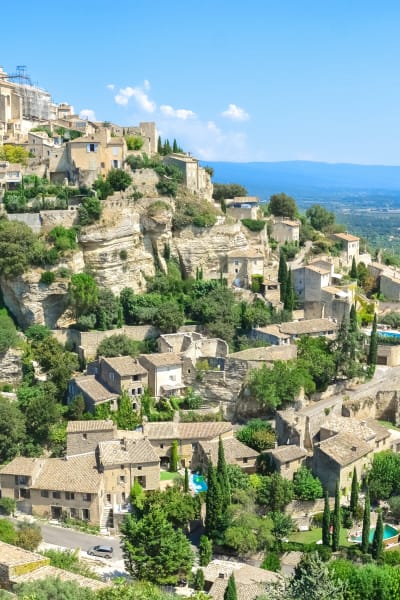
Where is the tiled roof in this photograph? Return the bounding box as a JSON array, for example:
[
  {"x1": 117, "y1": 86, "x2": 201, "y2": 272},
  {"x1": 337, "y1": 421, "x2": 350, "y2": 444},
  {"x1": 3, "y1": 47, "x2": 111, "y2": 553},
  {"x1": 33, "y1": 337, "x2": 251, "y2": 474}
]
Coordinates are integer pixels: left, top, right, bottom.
[
  {"x1": 280, "y1": 318, "x2": 338, "y2": 336},
  {"x1": 66, "y1": 419, "x2": 115, "y2": 433},
  {"x1": 11, "y1": 564, "x2": 107, "y2": 590},
  {"x1": 0, "y1": 540, "x2": 48, "y2": 568},
  {"x1": 333, "y1": 232, "x2": 360, "y2": 242},
  {"x1": 143, "y1": 421, "x2": 233, "y2": 440},
  {"x1": 203, "y1": 559, "x2": 278, "y2": 584},
  {"x1": 321, "y1": 415, "x2": 376, "y2": 443},
  {"x1": 98, "y1": 438, "x2": 159, "y2": 466},
  {"x1": 268, "y1": 445, "x2": 307, "y2": 463},
  {"x1": 0, "y1": 457, "x2": 41, "y2": 476},
  {"x1": 199, "y1": 438, "x2": 259, "y2": 464},
  {"x1": 101, "y1": 356, "x2": 147, "y2": 377},
  {"x1": 227, "y1": 248, "x2": 264, "y2": 258},
  {"x1": 73, "y1": 375, "x2": 118, "y2": 403},
  {"x1": 253, "y1": 324, "x2": 290, "y2": 339},
  {"x1": 228, "y1": 345, "x2": 297, "y2": 361},
  {"x1": 317, "y1": 432, "x2": 371, "y2": 467},
  {"x1": 306, "y1": 264, "x2": 331, "y2": 275},
  {"x1": 139, "y1": 353, "x2": 183, "y2": 368},
  {"x1": 209, "y1": 579, "x2": 266, "y2": 600},
  {"x1": 34, "y1": 454, "x2": 101, "y2": 493},
  {"x1": 277, "y1": 219, "x2": 299, "y2": 227},
  {"x1": 365, "y1": 419, "x2": 391, "y2": 442}
]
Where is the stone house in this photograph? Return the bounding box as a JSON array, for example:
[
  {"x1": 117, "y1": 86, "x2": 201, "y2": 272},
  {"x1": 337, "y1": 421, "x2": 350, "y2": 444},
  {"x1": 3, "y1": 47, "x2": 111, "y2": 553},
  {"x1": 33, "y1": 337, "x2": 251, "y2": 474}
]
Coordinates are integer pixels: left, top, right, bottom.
[
  {"x1": 376, "y1": 344, "x2": 400, "y2": 367},
  {"x1": 225, "y1": 196, "x2": 260, "y2": 220},
  {"x1": 193, "y1": 437, "x2": 259, "y2": 473},
  {"x1": 380, "y1": 272, "x2": 400, "y2": 301},
  {"x1": 226, "y1": 344, "x2": 297, "y2": 370},
  {"x1": 332, "y1": 232, "x2": 360, "y2": 266},
  {"x1": 25, "y1": 131, "x2": 59, "y2": 162},
  {"x1": 252, "y1": 318, "x2": 338, "y2": 346},
  {"x1": 0, "y1": 419, "x2": 161, "y2": 531},
  {"x1": 0, "y1": 160, "x2": 22, "y2": 191},
  {"x1": 312, "y1": 432, "x2": 372, "y2": 496},
  {"x1": 49, "y1": 128, "x2": 127, "y2": 186},
  {"x1": 293, "y1": 263, "x2": 332, "y2": 304},
  {"x1": 226, "y1": 248, "x2": 265, "y2": 288},
  {"x1": 163, "y1": 153, "x2": 213, "y2": 200},
  {"x1": 138, "y1": 353, "x2": 185, "y2": 398},
  {"x1": 272, "y1": 218, "x2": 300, "y2": 244},
  {"x1": 142, "y1": 421, "x2": 234, "y2": 469},
  {"x1": 266, "y1": 445, "x2": 308, "y2": 480},
  {"x1": 69, "y1": 356, "x2": 148, "y2": 414},
  {"x1": 202, "y1": 560, "x2": 278, "y2": 600}
]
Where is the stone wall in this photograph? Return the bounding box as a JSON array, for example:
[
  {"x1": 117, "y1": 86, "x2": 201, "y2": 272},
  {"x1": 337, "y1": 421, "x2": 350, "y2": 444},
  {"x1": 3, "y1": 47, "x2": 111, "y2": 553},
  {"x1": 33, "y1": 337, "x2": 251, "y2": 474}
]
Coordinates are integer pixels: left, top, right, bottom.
[
  {"x1": 7, "y1": 213, "x2": 41, "y2": 234},
  {"x1": 78, "y1": 325, "x2": 159, "y2": 360},
  {"x1": 0, "y1": 348, "x2": 23, "y2": 383}
]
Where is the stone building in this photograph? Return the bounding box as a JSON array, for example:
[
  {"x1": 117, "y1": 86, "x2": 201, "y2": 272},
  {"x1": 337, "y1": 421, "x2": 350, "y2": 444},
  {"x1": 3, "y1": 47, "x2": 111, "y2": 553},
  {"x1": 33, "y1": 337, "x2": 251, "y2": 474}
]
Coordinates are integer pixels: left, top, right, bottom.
[
  {"x1": 332, "y1": 232, "x2": 360, "y2": 265},
  {"x1": 225, "y1": 196, "x2": 260, "y2": 220},
  {"x1": 272, "y1": 218, "x2": 300, "y2": 244},
  {"x1": 226, "y1": 248, "x2": 265, "y2": 288},
  {"x1": 252, "y1": 318, "x2": 338, "y2": 346},
  {"x1": 138, "y1": 353, "x2": 185, "y2": 398},
  {"x1": 194, "y1": 437, "x2": 259, "y2": 473},
  {"x1": 164, "y1": 153, "x2": 213, "y2": 200},
  {"x1": 266, "y1": 445, "x2": 308, "y2": 480},
  {"x1": 380, "y1": 272, "x2": 400, "y2": 301}
]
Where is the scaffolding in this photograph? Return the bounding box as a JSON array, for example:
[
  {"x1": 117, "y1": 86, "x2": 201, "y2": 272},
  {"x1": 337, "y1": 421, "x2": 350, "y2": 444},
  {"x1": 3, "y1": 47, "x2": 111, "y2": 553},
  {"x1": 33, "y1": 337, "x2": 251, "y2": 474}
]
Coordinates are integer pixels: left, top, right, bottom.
[{"x1": 5, "y1": 65, "x2": 52, "y2": 121}]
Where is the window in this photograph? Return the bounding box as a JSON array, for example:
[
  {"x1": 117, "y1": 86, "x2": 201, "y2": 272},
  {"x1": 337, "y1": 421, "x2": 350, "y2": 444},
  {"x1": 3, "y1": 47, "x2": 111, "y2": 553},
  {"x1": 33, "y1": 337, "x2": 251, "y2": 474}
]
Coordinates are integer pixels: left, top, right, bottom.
[
  {"x1": 82, "y1": 433, "x2": 87, "y2": 440},
  {"x1": 160, "y1": 444, "x2": 164, "y2": 449},
  {"x1": 15, "y1": 475, "x2": 28, "y2": 485},
  {"x1": 119, "y1": 475, "x2": 125, "y2": 484},
  {"x1": 52, "y1": 491, "x2": 61, "y2": 499},
  {"x1": 83, "y1": 493, "x2": 91, "y2": 502},
  {"x1": 82, "y1": 508, "x2": 90, "y2": 521},
  {"x1": 41, "y1": 490, "x2": 49, "y2": 498},
  {"x1": 132, "y1": 375, "x2": 139, "y2": 381},
  {"x1": 112, "y1": 147, "x2": 118, "y2": 156},
  {"x1": 70, "y1": 508, "x2": 79, "y2": 519},
  {"x1": 138, "y1": 466, "x2": 142, "y2": 471},
  {"x1": 132, "y1": 402, "x2": 137, "y2": 410},
  {"x1": 65, "y1": 492, "x2": 75, "y2": 500},
  {"x1": 243, "y1": 457, "x2": 248, "y2": 464},
  {"x1": 20, "y1": 488, "x2": 30, "y2": 499},
  {"x1": 87, "y1": 143, "x2": 98, "y2": 153},
  {"x1": 106, "y1": 494, "x2": 111, "y2": 503}
]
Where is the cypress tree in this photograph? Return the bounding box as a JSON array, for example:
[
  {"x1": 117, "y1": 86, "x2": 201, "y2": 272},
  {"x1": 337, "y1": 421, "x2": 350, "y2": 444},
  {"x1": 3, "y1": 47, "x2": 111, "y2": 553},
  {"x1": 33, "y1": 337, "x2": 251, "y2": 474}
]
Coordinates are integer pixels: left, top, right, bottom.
[
  {"x1": 350, "y1": 467, "x2": 358, "y2": 517},
  {"x1": 284, "y1": 268, "x2": 295, "y2": 312},
  {"x1": 361, "y1": 488, "x2": 371, "y2": 554},
  {"x1": 278, "y1": 251, "x2": 288, "y2": 302},
  {"x1": 371, "y1": 511, "x2": 384, "y2": 560},
  {"x1": 205, "y1": 462, "x2": 223, "y2": 540},
  {"x1": 170, "y1": 440, "x2": 179, "y2": 472},
  {"x1": 367, "y1": 313, "x2": 378, "y2": 375},
  {"x1": 184, "y1": 467, "x2": 189, "y2": 493},
  {"x1": 349, "y1": 304, "x2": 358, "y2": 334},
  {"x1": 172, "y1": 139, "x2": 178, "y2": 153},
  {"x1": 322, "y1": 489, "x2": 331, "y2": 547},
  {"x1": 157, "y1": 135, "x2": 162, "y2": 154},
  {"x1": 350, "y1": 256, "x2": 358, "y2": 279},
  {"x1": 224, "y1": 574, "x2": 238, "y2": 600},
  {"x1": 199, "y1": 534, "x2": 213, "y2": 566},
  {"x1": 217, "y1": 436, "x2": 231, "y2": 505},
  {"x1": 332, "y1": 481, "x2": 341, "y2": 552}
]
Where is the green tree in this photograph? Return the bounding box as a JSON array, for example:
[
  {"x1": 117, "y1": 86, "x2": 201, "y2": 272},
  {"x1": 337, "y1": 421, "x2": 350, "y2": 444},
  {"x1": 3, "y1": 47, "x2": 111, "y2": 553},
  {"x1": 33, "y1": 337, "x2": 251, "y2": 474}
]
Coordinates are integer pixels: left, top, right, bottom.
[
  {"x1": 0, "y1": 519, "x2": 16, "y2": 544},
  {"x1": 322, "y1": 489, "x2": 331, "y2": 547},
  {"x1": 306, "y1": 204, "x2": 336, "y2": 231},
  {"x1": 0, "y1": 396, "x2": 26, "y2": 463},
  {"x1": 0, "y1": 497, "x2": 16, "y2": 516},
  {"x1": 14, "y1": 577, "x2": 96, "y2": 600},
  {"x1": 284, "y1": 268, "x2": 295, "y2": 312},
  {"x1": 388, "y1": 495, "x2": 400, "y2": 520},
  {"x1": 293, "y1": 466, "x2": 323, "y2": 501},
  {"x1": 257, "y1": 473, "x2": 294, "y2": 512},
  {"x1": 15, "y1": 521, "x2": 42, "y2": 551},
  {"x1": 296, "y1": 336, "x2": 335, "y2": 392},
  {"x1": 96, "y1": 334, "x2": 147, "y2": 358},
  {"x1": 0, "y1": 220, "x2": 38, "y2": 277},
  {"x1": 193, "y1": 568, "x2": 205, "y2": 591},
  {"x1": 205, "y1": 462, "x2": 223, "y2": 540},
  {"x1": 106, "y1": 168, "x2": 132, "y2": 191},
  {"x1": 184, "y1": 467, "x2": 189, "y2": 493},
  {"x1": 78, "y1": 196, "x2": 102, "y2": 223},
  {"x1": 114, "y1": 391, "x2": 140, "y2": 430},
  {"x1": 350, "y1": 467, "x2": 359, "y2": 517},
  {"x1": 368, "y1": 451, "x2": 400, "y2": 502},
  {"x1": 0, "y1": 311, "x2": 18, "y2": 354},
  {"x1": 278, "y1": 251, "x2": 288, "y2": 303},
  {"x1": 287, "y1": 552, "x2": 344, "y2": 600},
  {"x1": 270, "y1": 511, "x2": 294, "y2": 545},
  {"x1": 371, "y1": 511, "x2": 384, "y2": 561},
  {"x1": 199, "y1": 535, "x2": 213, "y2": 566},
  {"x1": 367, "y1": 313, "x2": 378, "y2": 377},
  {"x1": 224, "y1": 574, "x2": 238, "y2": 600},
  {"x1": 350, "y1": 256, "x2": 358, "y2": 279},
  {"x1": 212, "y1": 183, "x2": 247, "y2": 202},
  {"x1": 170, "y1": 440, "x2": 179, "y2": 472},
  {"x1": 121, "y1": 510, "x2": 193, "y2": 585},
  {"x1": 217, "y1": 436, "x2": 231, "y2": 507},
  {"x1": 69, "y1": 273, "x2": 98, "y2": 318},
  {"x1": 154, "y1": 300, "x2": 184, "y2": 333},
  {"x1": 332, "y1": 481, "x2": 341, "y2": 552},
  {"x1": 236, "y1": 419, "x2": 276, "y2": 452},
  {"x1": 269, "y1": 193, "x2": 297, "y2": 219}
]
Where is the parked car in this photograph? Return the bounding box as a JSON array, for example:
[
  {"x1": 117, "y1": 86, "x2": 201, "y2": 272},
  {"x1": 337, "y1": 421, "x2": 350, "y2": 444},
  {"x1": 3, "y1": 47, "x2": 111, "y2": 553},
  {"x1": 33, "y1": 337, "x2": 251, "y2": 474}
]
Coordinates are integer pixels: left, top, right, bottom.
[{"x1": 87, "y1": 545, "x2": 113, "y2": 559}]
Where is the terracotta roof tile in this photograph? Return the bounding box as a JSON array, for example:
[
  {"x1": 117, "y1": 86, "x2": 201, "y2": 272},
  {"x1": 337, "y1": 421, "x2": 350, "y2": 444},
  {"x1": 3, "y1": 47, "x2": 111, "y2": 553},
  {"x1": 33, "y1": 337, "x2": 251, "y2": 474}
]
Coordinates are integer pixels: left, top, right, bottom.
[
  {"x1": 101, "y1": 356, "x2": 147, "y2": 377},
  {"x1": 66, "y1": 420, "x2": 115, "y2": 433},
  {"x1": 98, "y1": 438, "x2": 159, "y2": 466},
  {"x1": 34, "y1": 454, "x2": 101, "y2": 493}
]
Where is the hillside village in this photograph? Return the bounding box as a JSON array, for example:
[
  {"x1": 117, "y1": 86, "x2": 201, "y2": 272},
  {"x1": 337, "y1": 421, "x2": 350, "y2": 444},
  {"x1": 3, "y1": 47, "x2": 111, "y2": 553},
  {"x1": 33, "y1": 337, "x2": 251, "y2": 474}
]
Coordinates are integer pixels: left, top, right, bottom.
[{"x1": 3, "y1": 65, "x2": 400, "y2": 599}]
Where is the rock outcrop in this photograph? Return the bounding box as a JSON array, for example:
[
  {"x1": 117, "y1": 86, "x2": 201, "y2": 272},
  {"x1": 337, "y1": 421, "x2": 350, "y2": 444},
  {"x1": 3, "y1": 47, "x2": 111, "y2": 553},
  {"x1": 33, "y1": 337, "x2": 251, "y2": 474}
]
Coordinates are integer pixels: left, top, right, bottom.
[{"x1": 0, "y1": 348, "x2": 23, "y2": 383}]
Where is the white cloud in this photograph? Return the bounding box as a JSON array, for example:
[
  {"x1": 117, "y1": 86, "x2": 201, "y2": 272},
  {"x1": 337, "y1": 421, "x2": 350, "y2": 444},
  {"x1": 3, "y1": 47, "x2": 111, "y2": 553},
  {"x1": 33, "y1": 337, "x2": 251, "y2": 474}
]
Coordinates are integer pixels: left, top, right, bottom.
[
  {"x1": 143, "y1": 80, "x2": 150, "y2": 90},
  {"x1": 114, "y1": 83, "x2": 156, "y2": 112},
  {"x1": 160, "y1": 104, "x2": 197, "y2": 120},
  {"x1": 79, "y1": 109, "x2": 96, "y2": 121},
  {"x1": 221, "y1": 103, "x2": 250, "y2": 121},
  {"x1": 106, "y1": 84, "x2": 115, "y2": 91}
]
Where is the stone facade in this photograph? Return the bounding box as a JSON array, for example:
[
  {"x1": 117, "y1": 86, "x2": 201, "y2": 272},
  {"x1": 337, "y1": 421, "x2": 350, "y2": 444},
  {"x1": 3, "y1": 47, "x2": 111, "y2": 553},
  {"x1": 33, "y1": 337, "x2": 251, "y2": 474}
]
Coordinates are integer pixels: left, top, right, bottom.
[{"x1": 272, "y1": 219, "x2": 300, "y2": 244}]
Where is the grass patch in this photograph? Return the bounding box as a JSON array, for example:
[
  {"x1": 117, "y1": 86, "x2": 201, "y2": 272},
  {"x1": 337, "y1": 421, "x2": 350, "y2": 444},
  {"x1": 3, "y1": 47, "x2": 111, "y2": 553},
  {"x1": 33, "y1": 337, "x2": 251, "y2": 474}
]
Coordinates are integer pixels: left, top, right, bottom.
[
  {"x1": 160, "y1": 471, "x2": 182, "y2": 481},
  {"x1": 378, "y1": 420, "x2": 400, "y2": 432},
  {"x1": 289, "y1": 527, "x2": 352, "y2": 547}
]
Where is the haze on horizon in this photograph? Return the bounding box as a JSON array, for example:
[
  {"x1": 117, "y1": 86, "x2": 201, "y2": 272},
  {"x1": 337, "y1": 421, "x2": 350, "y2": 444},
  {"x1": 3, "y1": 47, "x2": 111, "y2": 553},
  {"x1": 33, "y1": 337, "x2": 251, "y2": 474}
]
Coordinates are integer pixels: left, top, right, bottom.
[{"x1": 1, "y1": 1, "x2": 400, "y2": 165}]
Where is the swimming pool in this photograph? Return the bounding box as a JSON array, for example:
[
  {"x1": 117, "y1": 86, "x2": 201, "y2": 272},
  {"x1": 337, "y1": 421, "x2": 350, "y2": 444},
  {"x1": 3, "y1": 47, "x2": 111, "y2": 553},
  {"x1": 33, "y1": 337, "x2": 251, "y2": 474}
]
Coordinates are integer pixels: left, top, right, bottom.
[
  {"x1": 189, "y1": 473, "x2": 208, "y2": 493},
  {"x1": 378, "y1": 330, "x2": 400, "y2": 339},
  {"x1": 350, "y1": 523, "x2": 399, "y2": 544}
]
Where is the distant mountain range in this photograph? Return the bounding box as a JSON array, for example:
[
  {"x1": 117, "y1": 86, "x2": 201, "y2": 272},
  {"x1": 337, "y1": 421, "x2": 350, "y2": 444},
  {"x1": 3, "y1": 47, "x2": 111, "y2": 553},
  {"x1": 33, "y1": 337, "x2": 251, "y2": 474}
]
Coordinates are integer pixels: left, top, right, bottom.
[{"x1": 202, "y1": 161, "x2": 400, "y2": 205}]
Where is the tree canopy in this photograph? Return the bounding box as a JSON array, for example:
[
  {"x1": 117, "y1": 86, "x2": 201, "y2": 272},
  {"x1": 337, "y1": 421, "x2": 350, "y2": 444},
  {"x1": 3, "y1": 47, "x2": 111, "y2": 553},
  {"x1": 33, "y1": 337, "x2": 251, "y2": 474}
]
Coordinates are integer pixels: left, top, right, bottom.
[{"x1": 268, "y1": 193, "x2": 298, "y2": 219}]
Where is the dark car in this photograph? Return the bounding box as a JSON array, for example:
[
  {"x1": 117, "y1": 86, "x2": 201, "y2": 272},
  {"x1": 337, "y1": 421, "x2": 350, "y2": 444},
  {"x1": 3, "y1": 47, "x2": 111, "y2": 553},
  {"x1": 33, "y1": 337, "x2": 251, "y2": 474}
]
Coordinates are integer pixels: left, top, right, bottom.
[{"x1": 87, "y1": 545, "x2": 113, "y2": 559}]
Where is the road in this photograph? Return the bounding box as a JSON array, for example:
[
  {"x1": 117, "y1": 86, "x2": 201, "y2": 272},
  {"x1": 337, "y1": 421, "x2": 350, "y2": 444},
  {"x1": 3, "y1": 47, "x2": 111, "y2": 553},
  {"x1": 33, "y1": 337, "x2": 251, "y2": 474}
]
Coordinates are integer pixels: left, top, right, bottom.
[{"x1": 40, "y1": 522, "x2": 123, "y2": 560}]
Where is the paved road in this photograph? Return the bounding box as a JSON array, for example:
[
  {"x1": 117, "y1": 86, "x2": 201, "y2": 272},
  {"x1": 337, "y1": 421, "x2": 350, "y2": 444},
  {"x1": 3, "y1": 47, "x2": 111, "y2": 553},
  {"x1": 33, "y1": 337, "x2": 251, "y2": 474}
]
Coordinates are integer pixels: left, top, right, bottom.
[{"x1": 40, "y1": 522, "x2": 123, "y2": 560}]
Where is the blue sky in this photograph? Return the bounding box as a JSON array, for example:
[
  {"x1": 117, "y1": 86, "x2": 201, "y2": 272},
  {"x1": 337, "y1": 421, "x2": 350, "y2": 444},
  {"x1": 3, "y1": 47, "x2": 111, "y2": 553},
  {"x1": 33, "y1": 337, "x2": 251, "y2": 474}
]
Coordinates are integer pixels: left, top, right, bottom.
[{"x1": 2, "y1": 1, "x2": 400, "y2": 164}]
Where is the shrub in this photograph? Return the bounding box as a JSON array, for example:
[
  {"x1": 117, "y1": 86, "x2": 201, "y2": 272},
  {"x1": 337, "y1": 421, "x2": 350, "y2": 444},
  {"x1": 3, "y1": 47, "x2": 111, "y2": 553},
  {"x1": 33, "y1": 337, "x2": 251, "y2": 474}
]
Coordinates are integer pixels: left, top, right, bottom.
[
  {"x1": 47, "y1": 226, "x2": 77, "y2": 252},
  {"x1": 78, "y1": 197, "x2": 102, "y2": 225},
  {"x1": 40, "y1": 271, "x2": 56, "y2": 285},
  {"x1": 0, "y1": 311, "x2": 18, "y2": 354},
  {"x1": 241, "y1": 219, "x2": 265, "y2": 232},
  {"x1": 0, "y1": 497, "x2": 16, "y2": 515},
  {"x1": 261, "y1": 552, "x2": 280, "y2": 572},
  {"x1": 148, "y1": 200, "x2": 171, "y2": 216},
  {"x1": 106, "y1": 168, "x2": 132, "y2": 191},
  {"x1": 119, "y1": 249, "x2": 128, "y2": 260},
  {"x1": 125, "y1": 136, "x2": 144, "y2": 151}
]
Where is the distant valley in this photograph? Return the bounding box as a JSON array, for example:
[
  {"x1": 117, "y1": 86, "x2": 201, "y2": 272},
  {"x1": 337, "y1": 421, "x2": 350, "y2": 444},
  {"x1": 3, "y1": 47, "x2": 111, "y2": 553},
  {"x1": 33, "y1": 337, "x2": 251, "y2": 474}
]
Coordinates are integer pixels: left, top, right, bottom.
[{"x1": 205, "y1": 161, "x2": 400, "y2": 253}]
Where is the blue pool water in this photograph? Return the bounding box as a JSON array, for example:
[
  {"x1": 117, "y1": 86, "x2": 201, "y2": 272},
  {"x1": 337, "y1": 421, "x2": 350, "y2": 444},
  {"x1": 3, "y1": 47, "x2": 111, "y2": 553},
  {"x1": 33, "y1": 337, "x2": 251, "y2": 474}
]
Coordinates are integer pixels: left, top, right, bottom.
[
  {"x1": 351, "y1": 524, "x2": 398, "y2": 543},
  {"x1": 190, "y1": 473, "x2": 208, "y2": 493},
  {"x1": 378, "y1": 330, "x2": 400, "y2": 339}
]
